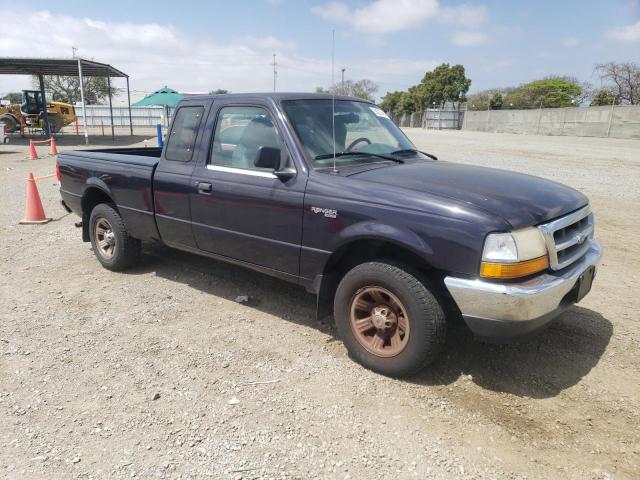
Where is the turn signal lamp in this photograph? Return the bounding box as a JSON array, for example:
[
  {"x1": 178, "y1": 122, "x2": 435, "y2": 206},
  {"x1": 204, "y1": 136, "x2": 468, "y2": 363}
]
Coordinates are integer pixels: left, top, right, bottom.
[{"x1": 480, "y1": 228, "x2": 549, "y2": 279}]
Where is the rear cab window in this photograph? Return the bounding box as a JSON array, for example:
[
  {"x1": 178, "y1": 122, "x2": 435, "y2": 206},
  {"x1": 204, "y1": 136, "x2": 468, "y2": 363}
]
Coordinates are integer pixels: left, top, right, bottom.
[{"x1": 165, "y1": 106, "x2": 204, "y2": 162}]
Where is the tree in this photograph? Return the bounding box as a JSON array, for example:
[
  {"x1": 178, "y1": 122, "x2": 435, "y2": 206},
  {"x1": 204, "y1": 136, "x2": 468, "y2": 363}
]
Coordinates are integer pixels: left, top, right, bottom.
[
  {"x1": 377, "y1": 63, "x2": 471, "y2": 114},
  {"x1": 594, "y1": 62, "x2": 640, "y2": 105},
  {"x1": 489, "y1": 91, "x2": 503, "y2": 109},
  {"x1": 379, "y1": 91, "x2": 403, "y2": 115},
  {"x1": 1, "y1": 92, "x2": 22, "y2": 104},
  {"x1": 573, "y1": 80, "x2": 594, "y2": 106},
  {"x1": 503, "y1": 77, "x2": 582, "y2": 109},
  {"x1": 397, "y1": 89, "x2": 419, "y2": 115},
  {"x1": 317, "y1": 79, "x2": 379, "y2": 101},
  {"x1": 466, "y1": 91, "x2": 490, "y2": 110},
  {"x1": 33, "y1": 75, "x2": 116, "y2": 105},
  {"x1": 350, "y1": 79, "x2": 379, "y2": 101},
  {"x1": 416, "y1": 63, "x2": 471, "y2": 109},
  {"x1": 209, "y1": 89, "x2": 229, "y2": 94},
  {"x1": 590, "y1": 89, "x2": 619, "y2": 106},
  {"x1": 466, "y1": 90, "x2": 504, "y2": 110}
]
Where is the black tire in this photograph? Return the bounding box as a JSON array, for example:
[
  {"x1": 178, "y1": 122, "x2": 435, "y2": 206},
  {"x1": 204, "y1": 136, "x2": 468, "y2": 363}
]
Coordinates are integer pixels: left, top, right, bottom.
[
  {"x1": 47, "y1": 115, "x2": 62, "y2": 134},
  {"x1": 89, "y1": 203, "x2": 141, "y2": 271},
  {"x1": 0, "y1": 114, "x2": 18, "y2": 133},
  {"x1": 334, "y1": 261, "x2": 446, "y2": 377}
]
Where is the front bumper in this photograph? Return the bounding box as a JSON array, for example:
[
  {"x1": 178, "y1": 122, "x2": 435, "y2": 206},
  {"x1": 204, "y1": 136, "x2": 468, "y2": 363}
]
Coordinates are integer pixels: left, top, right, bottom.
[{"x1": 444, "y1": 240, "x2": 602, "y2": 341}]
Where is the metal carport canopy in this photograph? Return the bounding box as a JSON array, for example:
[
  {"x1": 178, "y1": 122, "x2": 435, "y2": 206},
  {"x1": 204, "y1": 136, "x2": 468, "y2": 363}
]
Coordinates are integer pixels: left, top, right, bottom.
[{"x1": 0, "y1": 57, "x2": 133, "y2": 141}]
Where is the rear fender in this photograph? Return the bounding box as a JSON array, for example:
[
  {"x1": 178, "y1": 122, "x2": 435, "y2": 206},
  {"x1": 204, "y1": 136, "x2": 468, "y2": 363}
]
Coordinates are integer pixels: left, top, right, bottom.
[{"x1": 80, "y1": 180, "x2": 115, "y2": 241}]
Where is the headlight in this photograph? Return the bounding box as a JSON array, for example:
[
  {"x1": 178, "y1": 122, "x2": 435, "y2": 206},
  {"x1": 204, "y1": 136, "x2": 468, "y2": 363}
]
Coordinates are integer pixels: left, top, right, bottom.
[{"x1": 480, "y1": 227, "x2": 548, "y2": 279}]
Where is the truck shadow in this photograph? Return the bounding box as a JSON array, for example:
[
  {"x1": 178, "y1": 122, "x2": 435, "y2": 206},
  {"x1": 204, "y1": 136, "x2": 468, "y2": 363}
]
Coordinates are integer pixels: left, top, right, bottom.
[
  {"x1": 129, "y1": 244, "x2": 324, "y2": 330},
  {"x1": 130, "y1": 245, "x2": 612, "y2": 400},
  {"x1": 408, "y1": 306, "x2": 612, "y2": 398}
]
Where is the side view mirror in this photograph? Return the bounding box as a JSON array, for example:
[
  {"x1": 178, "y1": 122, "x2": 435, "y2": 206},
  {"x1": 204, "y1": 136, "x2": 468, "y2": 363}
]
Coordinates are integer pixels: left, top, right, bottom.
[
  {"x1": 254, "y1": 146, "x2": 296, "y2": 182},
  {"x1": 254, "y1": 146, "x2": 281, "y2": 170}
]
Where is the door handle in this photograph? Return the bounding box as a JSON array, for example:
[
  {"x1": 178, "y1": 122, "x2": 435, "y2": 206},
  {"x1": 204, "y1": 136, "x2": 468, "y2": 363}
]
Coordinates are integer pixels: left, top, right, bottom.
[{"x1": 197, "y1": 182, "x2": 213, "y2": 194}]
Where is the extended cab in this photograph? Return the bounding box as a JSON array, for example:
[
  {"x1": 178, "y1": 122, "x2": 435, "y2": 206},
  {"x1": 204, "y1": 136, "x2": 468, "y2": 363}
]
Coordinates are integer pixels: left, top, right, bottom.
[{"x1": 58, "y1": 93, "x2": 602, "y2": 376}]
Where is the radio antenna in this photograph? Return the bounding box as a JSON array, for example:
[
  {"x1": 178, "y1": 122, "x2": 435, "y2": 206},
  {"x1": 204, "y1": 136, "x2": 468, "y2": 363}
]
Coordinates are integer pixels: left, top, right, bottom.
[{"x1": 331, "y1": 29, "x2": 337, "y2": 173}]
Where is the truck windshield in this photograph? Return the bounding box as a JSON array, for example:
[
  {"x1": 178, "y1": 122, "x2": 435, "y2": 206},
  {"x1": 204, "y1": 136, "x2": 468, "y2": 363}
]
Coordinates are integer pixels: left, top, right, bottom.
[{"x1": 281, "y1": 99, "x2": 420, "y2": 169}]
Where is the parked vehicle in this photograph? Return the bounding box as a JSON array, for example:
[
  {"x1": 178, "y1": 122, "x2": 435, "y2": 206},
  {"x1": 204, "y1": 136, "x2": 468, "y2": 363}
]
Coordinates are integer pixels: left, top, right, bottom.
[{"x1": 57, "y1": 93, "x2": 602, "y2": 376}]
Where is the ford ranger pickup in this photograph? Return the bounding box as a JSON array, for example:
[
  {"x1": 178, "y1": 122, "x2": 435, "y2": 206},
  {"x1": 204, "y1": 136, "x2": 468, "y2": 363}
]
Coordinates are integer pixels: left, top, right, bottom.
[{"x1": 57, "y1": 93, "x2": 602, "y2": 377}]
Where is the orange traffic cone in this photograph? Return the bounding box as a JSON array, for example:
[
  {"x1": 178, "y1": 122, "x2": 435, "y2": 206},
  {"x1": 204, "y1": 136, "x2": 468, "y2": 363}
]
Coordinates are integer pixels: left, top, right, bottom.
[
  {"x1": 50, "y1": 136, "x2": 59, "y2": 155},
  {"x1": 20, "y1": 173, "x2": 51, "y2": 224},
  {"x1": 28, "y1": 140, "x2": 39, "y2": 160}
]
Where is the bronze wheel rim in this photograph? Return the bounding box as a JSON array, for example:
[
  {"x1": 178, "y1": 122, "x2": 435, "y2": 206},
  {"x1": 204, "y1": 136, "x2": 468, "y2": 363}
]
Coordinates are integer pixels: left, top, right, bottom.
[
  {"x1": 95, "y1": 218, "x2": 116, "y2": 259},
  {"x1": 349, "y1": 286, "x2": 410, "y2": 358}
]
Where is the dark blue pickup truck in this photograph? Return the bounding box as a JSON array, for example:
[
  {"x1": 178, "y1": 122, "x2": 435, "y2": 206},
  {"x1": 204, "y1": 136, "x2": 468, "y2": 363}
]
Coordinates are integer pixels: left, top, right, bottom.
[{"x1": 58, "y1": 93, "x2": 602, "y2": 376}]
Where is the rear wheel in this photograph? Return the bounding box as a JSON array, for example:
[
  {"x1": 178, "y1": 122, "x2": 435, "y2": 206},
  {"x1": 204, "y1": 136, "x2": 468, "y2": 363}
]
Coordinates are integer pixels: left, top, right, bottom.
[
  {"x1": 47, "y1": 114, "x2": 62, "y2": 134},
  {"x1": 89, "y1": 203, "x2": 141, "y2": 271},
  {"x1": 334, "y1": 261, "x2": 446, "y2": 377}
]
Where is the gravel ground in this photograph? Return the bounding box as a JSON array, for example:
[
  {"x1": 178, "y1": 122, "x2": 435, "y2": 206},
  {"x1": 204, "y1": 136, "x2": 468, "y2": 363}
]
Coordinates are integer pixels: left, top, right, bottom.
[{"x1": 1, "y1": 130, "x2": 639, "y2": 480}]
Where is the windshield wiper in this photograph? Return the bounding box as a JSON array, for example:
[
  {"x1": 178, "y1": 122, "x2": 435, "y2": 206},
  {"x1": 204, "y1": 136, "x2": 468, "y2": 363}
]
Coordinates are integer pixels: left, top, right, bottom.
[
  {"x1": 389, "y1": 148, "x2": 438, "y2": 160},
  {"x1": 314, "y1": 151, "x2": 404, "y2": 163}
]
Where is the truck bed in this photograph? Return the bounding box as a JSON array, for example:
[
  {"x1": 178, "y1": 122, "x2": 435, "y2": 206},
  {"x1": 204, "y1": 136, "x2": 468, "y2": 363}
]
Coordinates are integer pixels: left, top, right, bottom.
[
  {"x1": 58, "y1": 148, "x2": 162, "y2": 242},
  {"x1": 61, "y1": 147, "x2": 163, "y2": 164}
]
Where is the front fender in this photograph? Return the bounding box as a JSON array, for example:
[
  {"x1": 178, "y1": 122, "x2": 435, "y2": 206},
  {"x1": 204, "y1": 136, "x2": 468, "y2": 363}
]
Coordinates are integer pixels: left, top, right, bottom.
[
  {"x1": 310, "y1": 221, "x2": 436, "y2": 321},
  {"x1": 331, "y1": 221, "x2": 434, "y2": 261}
]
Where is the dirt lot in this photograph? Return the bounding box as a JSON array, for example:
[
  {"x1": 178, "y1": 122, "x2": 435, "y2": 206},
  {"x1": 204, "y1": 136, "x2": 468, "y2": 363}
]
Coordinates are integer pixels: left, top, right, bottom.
[{"x1": 1, "y1": 130, "x2": 639, "y2": 479}]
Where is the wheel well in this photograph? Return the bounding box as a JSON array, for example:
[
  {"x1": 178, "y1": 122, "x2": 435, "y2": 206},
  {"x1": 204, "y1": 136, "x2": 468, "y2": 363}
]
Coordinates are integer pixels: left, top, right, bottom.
[
  {"x1": 316, "y1": 239, "x2": 447, "y2": 321},
  {"x1": 81, "y1": 188, "x2": 115, "y2": 241},
  {"x1": 325, "y1": 239, "x2": 432, "y2": 278}
]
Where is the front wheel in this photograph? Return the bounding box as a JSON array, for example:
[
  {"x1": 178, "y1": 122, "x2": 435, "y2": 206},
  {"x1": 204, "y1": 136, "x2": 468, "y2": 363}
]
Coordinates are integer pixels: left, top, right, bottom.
[
  {"x1": 0, "y1": 114, "x2": 18, "y2": 133},
  {"x1": 89, "y1": 203, "x2": 141, "y2": 271},
  {"x1": 334, "y1": 262, "x2": 446, "y2": 377}
]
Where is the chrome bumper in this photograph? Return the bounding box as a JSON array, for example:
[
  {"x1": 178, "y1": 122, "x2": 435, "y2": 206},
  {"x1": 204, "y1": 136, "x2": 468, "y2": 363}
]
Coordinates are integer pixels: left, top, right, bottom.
[{"x1": 444, "y1": 240, "x2": 602, "y2": 340}]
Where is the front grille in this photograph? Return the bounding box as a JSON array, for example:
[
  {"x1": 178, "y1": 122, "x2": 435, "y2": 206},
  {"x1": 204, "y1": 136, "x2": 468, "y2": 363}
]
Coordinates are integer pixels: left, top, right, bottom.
[{"x1": 538, "y1": 206, "x2": 594, "y2": 271}]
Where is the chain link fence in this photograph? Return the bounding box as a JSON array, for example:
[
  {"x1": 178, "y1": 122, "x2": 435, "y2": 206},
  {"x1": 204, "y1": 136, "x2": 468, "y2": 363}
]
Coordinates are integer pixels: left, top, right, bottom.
[
  {"x1": 391, "y1": 108, "x2": 464, "y2": 130},
  {"x1": 73, "y1": 105, "x2": 175, "y2": 128}
]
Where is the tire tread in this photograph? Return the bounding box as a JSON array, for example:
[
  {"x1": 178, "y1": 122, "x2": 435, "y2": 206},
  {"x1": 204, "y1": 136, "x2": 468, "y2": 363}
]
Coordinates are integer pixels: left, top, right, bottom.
[
  {"x1": 334, "y1": 261, "x2": 446, "y2": 377},
  {"x1": 89, "y1": 203, "x2": 140, "y2": 271}
]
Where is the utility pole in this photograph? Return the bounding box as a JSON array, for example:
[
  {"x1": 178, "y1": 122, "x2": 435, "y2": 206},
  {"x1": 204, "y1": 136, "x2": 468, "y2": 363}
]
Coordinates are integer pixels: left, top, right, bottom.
[
  {"x1": 341, "y1": 68, "x2": 345, "y2": 92},
  {"x1": 272, "y1": 54, "x2": 277, "y2": 92}
]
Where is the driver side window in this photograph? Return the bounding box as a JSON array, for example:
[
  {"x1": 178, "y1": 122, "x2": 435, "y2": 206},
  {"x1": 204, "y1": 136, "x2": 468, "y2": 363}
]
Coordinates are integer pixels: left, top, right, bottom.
[{"x1": 210, "y1": 106, "x2": 283, "y2": 172}]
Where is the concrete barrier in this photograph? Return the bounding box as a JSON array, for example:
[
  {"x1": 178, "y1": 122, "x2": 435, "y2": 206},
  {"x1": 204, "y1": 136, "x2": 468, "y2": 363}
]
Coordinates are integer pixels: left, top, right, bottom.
[{"x1": 463, "y1": 105, "x2": 640, "y2": 140}]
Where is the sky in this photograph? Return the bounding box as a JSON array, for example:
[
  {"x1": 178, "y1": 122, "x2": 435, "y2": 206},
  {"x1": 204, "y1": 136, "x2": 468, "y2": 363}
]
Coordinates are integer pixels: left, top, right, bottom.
[{"x1": 0, "y1": 0, "x2": 638, "y2": 103}]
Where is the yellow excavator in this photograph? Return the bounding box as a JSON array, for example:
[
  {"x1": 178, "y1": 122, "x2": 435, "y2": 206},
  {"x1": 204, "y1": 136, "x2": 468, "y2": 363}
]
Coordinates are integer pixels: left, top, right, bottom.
[{"x1": 0, "y1": 90, "x2": 76, "y2": 134}]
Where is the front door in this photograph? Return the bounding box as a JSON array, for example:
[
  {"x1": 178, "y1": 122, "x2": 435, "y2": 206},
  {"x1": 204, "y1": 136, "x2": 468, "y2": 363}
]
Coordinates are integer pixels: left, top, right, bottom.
[{"x1": 190, "y1": 104, "x2": 305, "y2": 276}]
